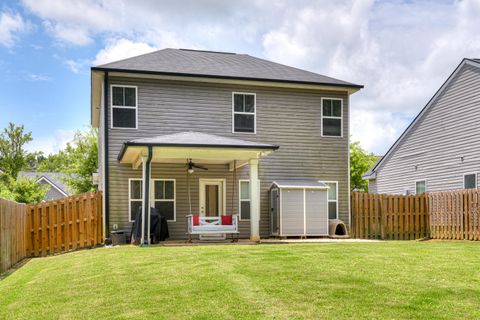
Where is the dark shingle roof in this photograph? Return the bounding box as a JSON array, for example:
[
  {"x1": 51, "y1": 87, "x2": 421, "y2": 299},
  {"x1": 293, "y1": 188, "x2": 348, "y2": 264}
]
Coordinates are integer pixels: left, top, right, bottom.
[{"x1": 93, "y1": 48, "x2": 362, "y2": 88}]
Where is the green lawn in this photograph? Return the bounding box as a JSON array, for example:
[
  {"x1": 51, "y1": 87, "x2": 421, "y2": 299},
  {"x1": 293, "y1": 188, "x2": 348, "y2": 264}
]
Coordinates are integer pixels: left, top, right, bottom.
[{"x1": 1, "y1": 242, "x2": 479, "y2": 319}]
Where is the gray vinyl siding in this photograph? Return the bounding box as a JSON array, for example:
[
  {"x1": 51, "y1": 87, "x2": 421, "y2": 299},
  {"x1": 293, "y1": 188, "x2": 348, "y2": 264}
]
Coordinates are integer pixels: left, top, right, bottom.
[
  {"x1": 41, "y1": 181, "x2": 65, "y2": 201},
  {"x1": 371, "y1": 64, "x2": 480, "y2": 194},
  {"x1": 106, "y1": 77, "x2": 350, "y2": 239}
]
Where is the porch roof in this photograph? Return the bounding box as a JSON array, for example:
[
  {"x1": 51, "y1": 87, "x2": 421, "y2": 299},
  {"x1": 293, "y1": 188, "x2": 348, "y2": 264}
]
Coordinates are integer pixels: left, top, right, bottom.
[{"x1": 118, "y1": 131, "x2": 279, "y2": 166}]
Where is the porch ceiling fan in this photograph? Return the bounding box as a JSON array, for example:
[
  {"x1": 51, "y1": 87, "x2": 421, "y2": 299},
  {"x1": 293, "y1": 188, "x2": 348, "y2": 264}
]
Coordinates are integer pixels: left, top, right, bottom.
[{"x1": 187, "y1": 159, "x2": 208, "y2": 174}]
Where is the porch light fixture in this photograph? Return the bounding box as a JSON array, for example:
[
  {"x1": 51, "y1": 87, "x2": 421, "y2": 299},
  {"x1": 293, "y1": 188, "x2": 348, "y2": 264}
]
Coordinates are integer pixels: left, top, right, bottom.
[{"x1": 188, "y1": 168, "x2": 194, "y2": 174}]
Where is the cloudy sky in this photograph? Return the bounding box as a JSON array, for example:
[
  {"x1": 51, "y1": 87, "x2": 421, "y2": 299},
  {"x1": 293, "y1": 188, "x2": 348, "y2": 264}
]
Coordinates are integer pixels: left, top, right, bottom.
[{"x1": 1, "y1": 0, "x2": 480, "y2": 155}]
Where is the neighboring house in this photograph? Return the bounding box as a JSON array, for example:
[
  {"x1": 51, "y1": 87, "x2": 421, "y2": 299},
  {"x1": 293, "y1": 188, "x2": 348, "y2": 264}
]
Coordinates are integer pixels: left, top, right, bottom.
[
  {"x1": 18, "y1": 171, "x2": 73, "y2": 201},
  {"x1": 364, "y1": 58, "x2": 480, "y2": 195},
  {"x1": 90, "y1": 48, "x2": 363, "y2": 241}
]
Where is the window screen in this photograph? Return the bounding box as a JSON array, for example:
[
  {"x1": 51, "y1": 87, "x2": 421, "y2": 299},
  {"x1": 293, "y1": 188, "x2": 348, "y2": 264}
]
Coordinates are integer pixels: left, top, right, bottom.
[
  {"x1": 112, "y1": 86, "x2": 137, "y2": 128},
  {"x1": 322, "y1": 99, "x2": 342, "y2": 137},
  {"x1": 233, "y1": 93, "x2": 255, "y2": 133}
]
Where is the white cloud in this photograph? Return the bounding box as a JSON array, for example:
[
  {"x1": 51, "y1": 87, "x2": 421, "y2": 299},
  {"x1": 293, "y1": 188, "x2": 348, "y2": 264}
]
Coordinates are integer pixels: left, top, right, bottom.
[
  {"x1": 28, "y1": 74, "x2": 51, "y2": 81},
  {"x1": 25, "y1": 129, "x2": 75, "y2": 155},
  {"x1": 93, "y1": 39, "x2": 158, "y2": 66},
  {"x1": 260, "y1": 0, "x2": 480, "y2": 154},
  {"x1": 64, "y1": 59, "x2": 90, "y2": 74},
  {"x1": 0, "y1": 11, "x2": 30, "y2": 47},
  {"x1": 19, "y1": 0, "x2": 480, "y2": 155}
]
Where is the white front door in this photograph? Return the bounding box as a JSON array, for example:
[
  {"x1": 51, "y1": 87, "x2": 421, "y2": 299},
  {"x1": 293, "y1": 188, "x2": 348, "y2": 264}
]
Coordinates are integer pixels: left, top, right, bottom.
[
  {"x1": 199, "y1": 179, "x2": 226, "y2": 240},
  {"x1": 199, "y1": 179, "x2": 225, "y2": 217}
]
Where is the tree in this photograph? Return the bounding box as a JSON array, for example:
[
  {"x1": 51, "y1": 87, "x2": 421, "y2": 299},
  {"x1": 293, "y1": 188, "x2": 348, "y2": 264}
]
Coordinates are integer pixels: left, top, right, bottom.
[
  {"x1": 37, "y1": 151, "x2": 68, "y2": 172},
  {"x1": 63, "y1": 128, "x2": 98, "y2": 194},
  {"x1": 11, "y1": 176, "x2": 48, "y2": 203},
  {"x1": 0, "y1": 123, "x2": 33, "y2": 179},
  {"x1": 350, "y1": 140, "x2": 378, "y2": 192}
]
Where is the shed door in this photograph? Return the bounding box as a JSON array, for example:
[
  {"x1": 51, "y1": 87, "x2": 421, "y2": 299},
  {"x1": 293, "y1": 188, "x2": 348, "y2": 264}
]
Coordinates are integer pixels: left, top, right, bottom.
[
  {"x1": 270, "y1": 188, "x2": 280, "y2": 235},
  {"x1": 281, "y1": 189, "x2": 304, "y2": 235},
  {"x1": 305, "y1": 190, "x2": 328, "y2": 235}
]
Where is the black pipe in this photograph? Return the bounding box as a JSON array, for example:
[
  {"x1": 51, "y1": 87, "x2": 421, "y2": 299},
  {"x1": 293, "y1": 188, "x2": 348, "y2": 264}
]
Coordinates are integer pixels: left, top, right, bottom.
[
  {"x1": 143, "y1": 145, "x2": 153, "y2": 244},
  {"x1": 104, "y1": 71, "x2": 110, "y2": 237}
]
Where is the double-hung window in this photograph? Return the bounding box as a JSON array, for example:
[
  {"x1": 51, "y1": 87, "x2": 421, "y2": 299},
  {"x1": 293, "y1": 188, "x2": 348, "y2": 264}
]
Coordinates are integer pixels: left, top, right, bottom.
[
  {"x1": 324, "y1": 181, "x2": 338, "y2": 219},
  {"x1": 415, "y1": 180, "x2": 426, "y2": 194},
  {"x1": 233, "y1": 93, "x2": 255, "y2": 133},
  {"x1": 129, "y1": 179, "x2": 143, "y2": 222},
  {"x1": 239, "y1": 180, "x2": 251, "y2": 220},
  {"x1": 464, "y1": 173, "x2": 477, "y2": 189},
  {"x1": 153, "y1": 180, "x2": 176, "y2": 222},
  {"x1": 321, "y1": 98, "x2": 342, "y2": 137},
  {"x1": 111, "y1": 85, "x2": 137, "y2": 129}
]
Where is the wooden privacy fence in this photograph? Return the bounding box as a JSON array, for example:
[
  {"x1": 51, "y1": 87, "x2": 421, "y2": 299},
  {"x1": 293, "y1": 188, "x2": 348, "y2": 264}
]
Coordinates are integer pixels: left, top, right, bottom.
[
  {"x1": 0, "y1": 192, "x2": 103, "y2": 273},
  {"x1": 429, "y1": 189, "x2": 480, "y2": 240},
  {"x1": 0, "y1": 199, "x2": 27, "y2": 273},
  {"x1": 352, "y1": 189, "x2": 480, "y2": 240},
  {"x1": 26, "y1": 192, "x2": 103, "y2": 257},
  {"x1": 351, "y1": 192, "x2": 429, "y2": 240}
]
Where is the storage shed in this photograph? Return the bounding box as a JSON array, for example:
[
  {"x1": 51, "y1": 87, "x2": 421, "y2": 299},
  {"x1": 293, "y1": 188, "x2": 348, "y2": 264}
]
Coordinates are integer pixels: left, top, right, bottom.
[{"x1": 269, "y1": 181, "x2": 329, "y2": 237}]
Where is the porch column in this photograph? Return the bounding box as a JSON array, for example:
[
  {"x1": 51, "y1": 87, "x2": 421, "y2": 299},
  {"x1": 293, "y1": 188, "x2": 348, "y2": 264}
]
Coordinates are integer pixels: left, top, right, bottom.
[
  {"x1": 249, "y1": 159, "x2": 260, "y2": 241},
  {"x1": 141, "y1": 146, "x2": 153, "y2": 245}
]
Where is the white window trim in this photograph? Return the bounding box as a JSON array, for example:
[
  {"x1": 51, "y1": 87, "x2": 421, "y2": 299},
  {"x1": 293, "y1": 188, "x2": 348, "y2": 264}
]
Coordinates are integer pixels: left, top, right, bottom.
[
  {"x1": 463, "y1": 172, "x2": 477, "y2": 189},
  {"x1": 239, "y1": 179, "x2": 251, "y2": 221},
  {"x1": 128, "y1": 178, "x2": 142, "y2": 222},
  {"x1": 322, "y1": 181, "x2": 338, "y2": 220},
  {"x1": 152, "y1": 179, "x2": 176, "y2": 222},
  {"x1": 232, "y1": 92, "x2": 256, "y2": 134},
  {"x1": 110, "y1": 85, "x2": 138, "y2": 129},
  {"x1": 321, "y1": 97, "x2": 343, "y2": 138},
  {"x1": 415, "y1": 179, "x2": 427, "y2": 194}
]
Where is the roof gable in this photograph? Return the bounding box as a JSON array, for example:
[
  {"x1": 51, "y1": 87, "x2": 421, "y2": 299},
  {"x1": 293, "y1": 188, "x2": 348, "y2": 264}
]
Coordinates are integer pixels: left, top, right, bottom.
[
  {"x1": 93, "y1": 48, "x2": 362, "y2": 88},
  {"x1": 364, "y1": 58, "x2": 480, "y2": 179}
]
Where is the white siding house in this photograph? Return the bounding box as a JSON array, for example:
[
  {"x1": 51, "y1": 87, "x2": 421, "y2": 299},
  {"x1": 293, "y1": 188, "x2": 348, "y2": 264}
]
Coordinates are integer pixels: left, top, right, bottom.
[{"x1": 364, "y1": 58, "x2": 480, "y2": 194}]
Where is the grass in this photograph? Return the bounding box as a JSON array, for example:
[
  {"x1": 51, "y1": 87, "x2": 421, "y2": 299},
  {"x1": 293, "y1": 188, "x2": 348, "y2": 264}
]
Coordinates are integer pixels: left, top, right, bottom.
[{"x1": 0, "y1": 242, "x2": 479, "y2": 319}]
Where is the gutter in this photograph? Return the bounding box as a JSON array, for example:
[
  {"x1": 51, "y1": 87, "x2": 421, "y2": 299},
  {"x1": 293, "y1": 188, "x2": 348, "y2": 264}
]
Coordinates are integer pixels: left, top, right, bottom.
[
  {"x1": 90, "y1": 66, "x2": 364, "y2": 90},
  {"x1": 104, "y1": 71, "x2": 110, "y2": 236},
  {"x1": 141, "y1": 146, "x2": 153, "y2": 245}
]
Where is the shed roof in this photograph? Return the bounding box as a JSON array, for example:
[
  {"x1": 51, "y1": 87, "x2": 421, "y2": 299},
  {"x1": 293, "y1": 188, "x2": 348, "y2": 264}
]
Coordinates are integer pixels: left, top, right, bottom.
[
  {"x1": 93, "y1": 48, "x2": 362, "y2": 89},
  {"x1": 271, "y1": 181, "x2": 329, "y2": 189}
]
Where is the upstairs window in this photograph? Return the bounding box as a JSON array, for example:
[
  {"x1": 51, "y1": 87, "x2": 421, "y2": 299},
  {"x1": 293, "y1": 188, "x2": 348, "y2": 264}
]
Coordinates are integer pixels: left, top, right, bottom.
[
  {"x1": 464, "y1": 173, "x2": 477, "y2": 189},
  {"x1": 111, "y1": 85, "x2": 137, "y2": 129},
  {"x1": 233, "y1": 93, "x2": 255, "y2": 133},
  {"x1": 322, "y1": 98, "x2": 342, "y2": 137},
  {"x1": 415, "y1": 180, "x2": 426, "y2": 194}
]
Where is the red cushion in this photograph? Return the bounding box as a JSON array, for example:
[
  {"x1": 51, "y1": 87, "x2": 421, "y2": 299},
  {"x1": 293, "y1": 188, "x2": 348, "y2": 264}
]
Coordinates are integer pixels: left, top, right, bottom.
[
  {"x1": 193, "y1": 215, "x2": 200, "y2": 226},
  {"x1": 221, "y1": 215, "x2": 233, "y2": 225}
]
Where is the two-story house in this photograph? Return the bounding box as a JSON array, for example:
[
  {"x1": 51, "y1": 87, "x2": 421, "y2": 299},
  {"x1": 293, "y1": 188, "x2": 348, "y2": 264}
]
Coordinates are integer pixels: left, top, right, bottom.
[
  {"x1": 90, "y1": 48, "x2": 362, "y2": 242},
  {"x1": 363, "y1": 58, "x2": 480, "y2": 194}
]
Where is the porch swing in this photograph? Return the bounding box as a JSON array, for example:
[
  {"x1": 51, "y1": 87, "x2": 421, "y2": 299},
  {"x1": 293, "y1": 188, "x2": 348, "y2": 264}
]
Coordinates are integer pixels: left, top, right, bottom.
[{"x1": 185, "y1": 159, "x2": 239, "y2": 242}]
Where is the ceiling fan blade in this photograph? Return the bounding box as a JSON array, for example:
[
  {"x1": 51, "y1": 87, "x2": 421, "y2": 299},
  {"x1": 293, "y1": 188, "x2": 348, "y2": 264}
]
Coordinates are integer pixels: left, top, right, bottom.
[{"x1": 193, "y1": 163, "x2": 208, "y2": 170}]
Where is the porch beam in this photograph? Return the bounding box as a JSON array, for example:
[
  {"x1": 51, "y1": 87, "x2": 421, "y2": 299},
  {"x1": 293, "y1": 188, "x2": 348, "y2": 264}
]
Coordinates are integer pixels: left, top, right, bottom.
[
  {"x1": 249, "y1": 159, "x2": 260, "y2": 241},
  {"x1": 228, "y1": 160, "x2": 248, "y2": 171},
  {"x1": 132, "y1": 155, "x2": 143, "y2": 170}
]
